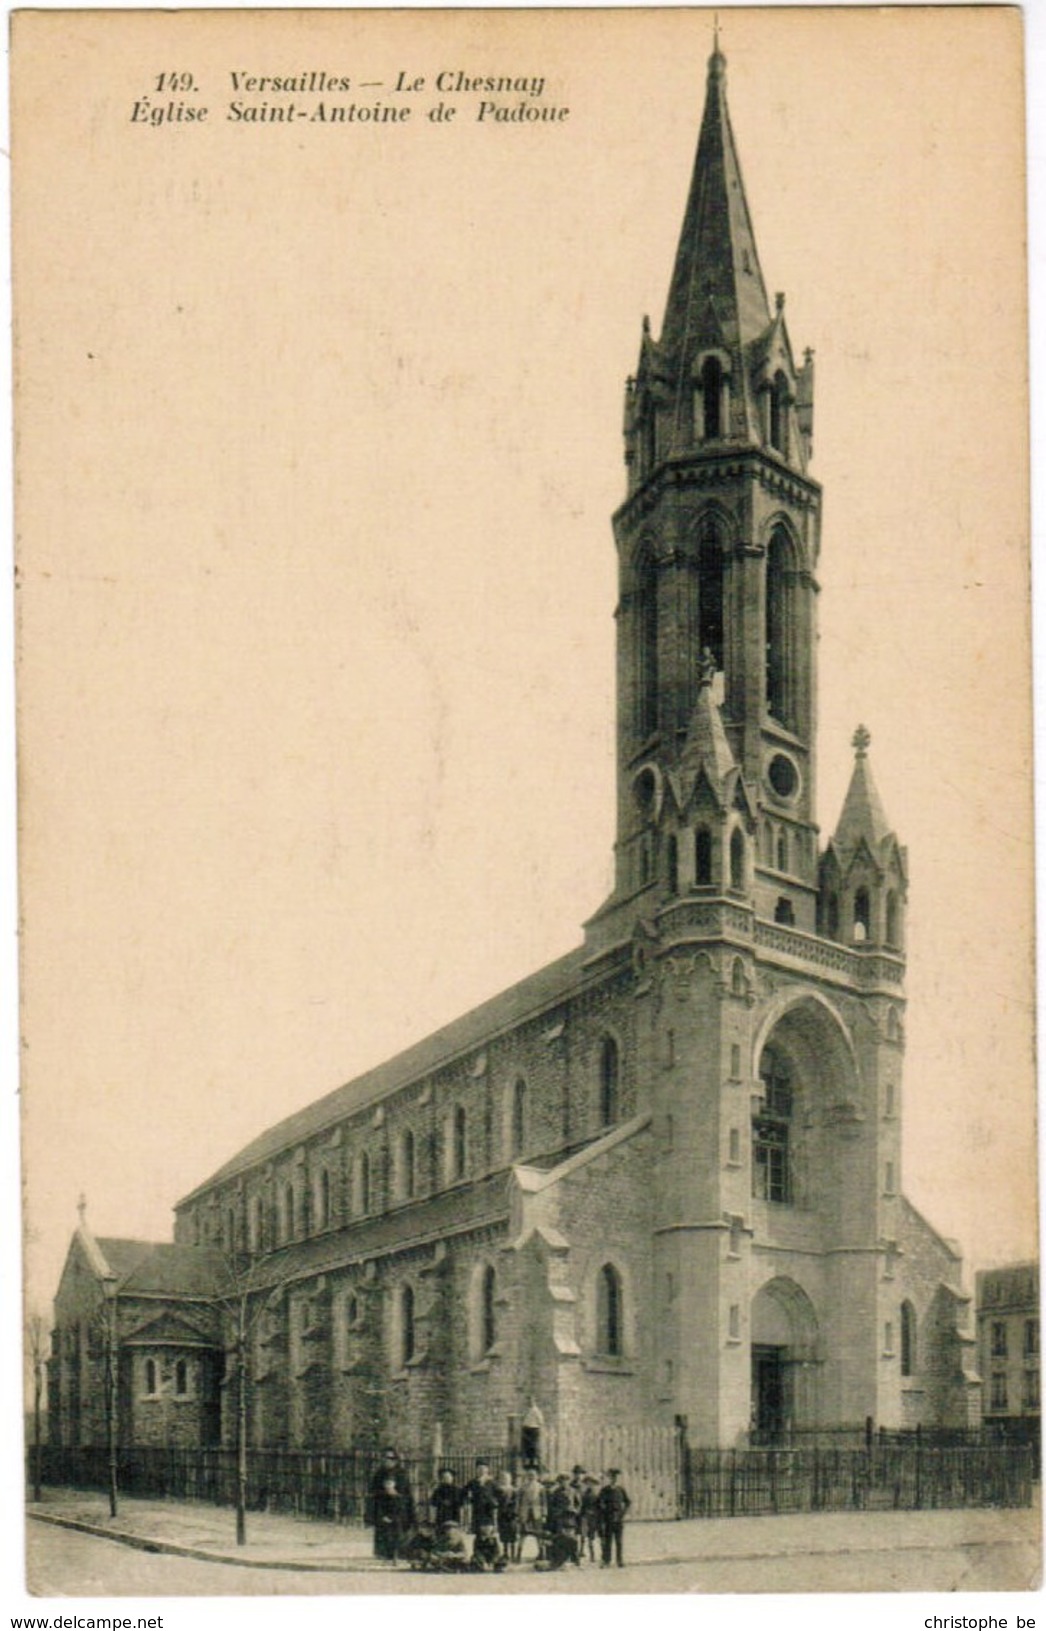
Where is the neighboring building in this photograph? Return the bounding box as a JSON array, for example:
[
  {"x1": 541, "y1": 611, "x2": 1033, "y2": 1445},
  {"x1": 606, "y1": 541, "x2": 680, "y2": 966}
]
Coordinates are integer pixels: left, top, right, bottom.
[
  {"x1": 49, "y1": 43, "x2": 981, "y2": 1457},
  {"x1": 977, "y1": 1263, "x2": 1040, "y2": 1445}
]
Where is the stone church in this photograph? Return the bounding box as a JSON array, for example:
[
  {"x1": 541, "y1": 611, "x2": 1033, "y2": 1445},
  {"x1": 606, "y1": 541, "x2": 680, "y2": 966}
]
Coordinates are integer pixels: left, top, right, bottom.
[{"x1": 49, "y1": 43, "x2": 981, "y2": 1458}]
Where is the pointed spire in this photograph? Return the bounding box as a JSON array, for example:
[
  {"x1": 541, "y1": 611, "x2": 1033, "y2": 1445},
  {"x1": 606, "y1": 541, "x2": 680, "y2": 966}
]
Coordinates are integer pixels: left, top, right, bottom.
[
  {"x1": 677, "y1": 650, "x2": 737, "y2": 792},
  {"x1": 659, "y1": 42, "x2": 771, "y2": 361},
  {"x1": 833, "y1": 725, "x2": 893, "y2": 851}
]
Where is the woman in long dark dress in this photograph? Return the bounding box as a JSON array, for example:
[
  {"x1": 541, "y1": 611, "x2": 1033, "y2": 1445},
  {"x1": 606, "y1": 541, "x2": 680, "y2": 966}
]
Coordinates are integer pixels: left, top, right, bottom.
[{"x1": 373, "y1": 1473, "x2": 411, "y2": 1560}]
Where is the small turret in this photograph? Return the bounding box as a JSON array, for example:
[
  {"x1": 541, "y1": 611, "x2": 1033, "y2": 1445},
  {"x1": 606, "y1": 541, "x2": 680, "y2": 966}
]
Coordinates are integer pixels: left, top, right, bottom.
[
  {"x1": 819, "y1": 726, "x2": 907, "y2": 948},
  {"x1": 649, "y1": 652, "x2": 757, "y2": 901}
]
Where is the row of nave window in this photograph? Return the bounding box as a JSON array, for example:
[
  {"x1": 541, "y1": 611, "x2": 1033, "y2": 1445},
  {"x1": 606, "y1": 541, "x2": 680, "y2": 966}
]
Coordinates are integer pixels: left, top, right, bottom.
[
  {"x1": 251, "y1": 1259, "x2": 629, "y2": 1377},
  {"x1": 194, "y1": 1037, "x2": 625, "y2": 1254}
]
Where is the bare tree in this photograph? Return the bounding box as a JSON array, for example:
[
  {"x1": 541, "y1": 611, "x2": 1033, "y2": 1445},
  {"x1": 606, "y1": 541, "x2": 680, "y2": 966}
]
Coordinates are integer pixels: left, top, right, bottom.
[{"x1": 213, "y1": 1254, "x2": 290, "y2": 1547}]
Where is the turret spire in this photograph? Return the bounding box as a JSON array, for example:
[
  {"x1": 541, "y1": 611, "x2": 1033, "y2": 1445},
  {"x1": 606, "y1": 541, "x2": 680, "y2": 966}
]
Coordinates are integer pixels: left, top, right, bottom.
[
  {"x1": 659, "y1": 42, "x2": 770, "y2": 360},
  {"x1": 834, "y1": 724, "x2": 892, "y2": 851}
]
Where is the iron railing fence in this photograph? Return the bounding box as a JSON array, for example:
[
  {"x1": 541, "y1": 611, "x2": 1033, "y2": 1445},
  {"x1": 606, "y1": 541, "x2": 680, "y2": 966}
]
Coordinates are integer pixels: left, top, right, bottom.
[
  {"x1": 34, "y1": 1435, "x2": 1035, "y2": 1524},
  {"x1": 34, "y1": 1443, "x2": 511, "y2": 1524},
  {"x1": 681, "y1": 1444, "x2": 1035, "y2": 1517}
]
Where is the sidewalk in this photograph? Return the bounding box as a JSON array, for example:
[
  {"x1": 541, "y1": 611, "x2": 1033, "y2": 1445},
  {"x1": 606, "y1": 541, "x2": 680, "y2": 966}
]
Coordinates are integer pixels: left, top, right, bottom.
[{"x1": 25, "y1": 1487, "x2": 1040, "y2": 1577}]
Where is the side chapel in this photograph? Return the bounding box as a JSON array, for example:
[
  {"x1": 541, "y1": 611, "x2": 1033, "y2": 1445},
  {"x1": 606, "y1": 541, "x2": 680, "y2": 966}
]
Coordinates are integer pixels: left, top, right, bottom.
[{"x1": 49, "y1": 43, "x2": 981, "y2": 1457}]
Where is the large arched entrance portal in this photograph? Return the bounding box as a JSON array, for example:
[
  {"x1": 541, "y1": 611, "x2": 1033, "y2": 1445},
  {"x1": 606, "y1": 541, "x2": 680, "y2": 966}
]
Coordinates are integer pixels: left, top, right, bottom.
[
  {"x1": 750, "y1": 1277, "x2": 819, "y2": 1443},
  {"x1": 751, "y1": 994, "x2": 860, "y2": 1213}
]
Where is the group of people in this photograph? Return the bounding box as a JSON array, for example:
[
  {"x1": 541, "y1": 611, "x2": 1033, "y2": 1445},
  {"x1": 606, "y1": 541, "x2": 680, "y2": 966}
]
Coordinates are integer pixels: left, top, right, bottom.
[{"x1": 369, "y1": 1449, "x2": 632, "y2": 1572}]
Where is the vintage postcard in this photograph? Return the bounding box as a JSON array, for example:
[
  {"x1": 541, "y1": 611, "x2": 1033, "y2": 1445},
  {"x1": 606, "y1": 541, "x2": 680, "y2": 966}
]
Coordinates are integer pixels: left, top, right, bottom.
[{"x1": 11, "y1": 5, "x2": 1039, "y2": 1611}]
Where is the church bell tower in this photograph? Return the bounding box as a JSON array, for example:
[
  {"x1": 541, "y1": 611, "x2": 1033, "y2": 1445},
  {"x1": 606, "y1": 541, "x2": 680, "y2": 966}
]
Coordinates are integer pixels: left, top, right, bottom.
[
  {"x1": 591, "y1": 41, "x2": 820, "y2": 942},
  {"x1": 585, "y1": 40, "x2": 920, "y2": 1446}
]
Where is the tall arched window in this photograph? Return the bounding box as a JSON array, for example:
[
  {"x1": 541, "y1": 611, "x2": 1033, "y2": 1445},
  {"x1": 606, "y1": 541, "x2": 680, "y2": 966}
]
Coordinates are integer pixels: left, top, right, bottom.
[
  {"x1": 753, "y1": 1046, "x2": 793, "y2": 1203},
  {"x1": 453, "y1": 1105, "x2": 467, "y2": 1180},
  {"x1": 359, "y1": 1151, "x2": 371, "y2": 1216},
  {"x1": 698, "y1": 523, "x2": 725, "y2": 674},
  {"x1": 636, "y1": 552, "x2": 659, "y2": 739},
  {"x1": 853, "y1": 887, "x2": 871, "y2": 942},
  {"x1": 282, "y1": 1183, "x2": 294, "y2": 1243},
  {"x1": 511, "y1": 1079, "x2": 527, "y2": 1158},
  {"x1": 666, "y1": 833, "x2": 679, "y2": 895},
  {"x1": 482, "y1": 1264, "x2": 497, "y2": 1354},
  {"x1": 777, "y1": 829, "x2": 789, "y2": 873},
  {"x1": 701, "y1": 356, "x2": 723, "y2": 440},
  {"x1": 729, "y1": 827, "x2": 746, "y2": 891},
  {"x1": 599, "y1": 1037, "x2": 620, "y2": 1127},
  {"x1": 144, "y1": 1358, "x2": 157, "y2": 1395},
  {"x1": 317, "y1": 1169, "x2": 331, "y2": 1231},
  {"x1": 695, "y1": 826, "x2": 713, "y2": 886},
  {"x1": 400, "y1": 1284, "x2": 415, "y2": 1367},
  {"x1": 175, "y1": 1359, "x2": 188, "y2": 1396},
  {"x1": 901, "y1": 1300, "x2": 917, "y2": 1377},
  {"x1": 597, "y1": 1264, "x2": 624, "y2": 1357},
  {"x1": 766, "y1": 528, "x2": 795, "y2": 727}
]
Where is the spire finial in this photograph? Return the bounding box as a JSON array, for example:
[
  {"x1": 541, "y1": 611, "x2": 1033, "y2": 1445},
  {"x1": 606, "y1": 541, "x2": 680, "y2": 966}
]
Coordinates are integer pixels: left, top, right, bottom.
[
  {"x1": 77, "y1": 1193, "x2": 87, "y2": 1226},
  {"x1": 852, "y1": 724, "x2": 871, "y2": 759},
  {"x1": 709, "y1": 14, "x2": 726, "y2": 77}
]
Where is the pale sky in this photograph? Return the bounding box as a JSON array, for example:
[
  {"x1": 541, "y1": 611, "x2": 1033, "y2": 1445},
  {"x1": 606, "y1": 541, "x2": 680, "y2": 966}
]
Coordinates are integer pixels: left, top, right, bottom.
[{"x1": 13, "y1": 6, "x2": 1036, "y2": 1333}]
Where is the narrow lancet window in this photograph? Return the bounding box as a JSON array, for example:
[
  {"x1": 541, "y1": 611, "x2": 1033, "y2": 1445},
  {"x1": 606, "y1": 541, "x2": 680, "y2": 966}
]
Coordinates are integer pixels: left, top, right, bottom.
[
  {"x1": 765, "y1": 528, "x2": 795, "y2": 727},
  {"x1": 600, "y1": 1037, "x2": 620, "y2": 1127},
  {"x1": 695, "y1": 826, "x2": 713, "y2": 886},
  {"x1": 511, "y1": 1078, "x2": 526, "y2": 1158},
  {"x1": 753, "y1": 1046, "x2": 793, "y2": 1204},
  {"x1": 637, "y1": 553, "x2": 659, "y2": 739},
  {"x1": 698, "y1": 525, "x2": 725, "y2": 674},
  {"x1": 701, "y1": 356, "x2": 723, "y2": 439},
  {"x1": 729, "y1": 828, "x2": 745, "y2": 891},
  {"x1": 597, "y1": 1264, "x2": 624, "y2": 1357}
]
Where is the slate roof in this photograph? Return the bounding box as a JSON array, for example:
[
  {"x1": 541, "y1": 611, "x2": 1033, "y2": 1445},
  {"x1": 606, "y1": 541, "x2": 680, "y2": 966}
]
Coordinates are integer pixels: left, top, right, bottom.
[
  {"x1": 94, "y1": 1237, "x2": 159, "y2": 1280},
  {"x1": 91, "y1": 1237, "x2": 231, "y2": 1299},
  {"x1": 834, "y1": 751, "x2": 893, "y2": 853},
  {"x1": 118, "y1": 1243, "x2": 232, "y2": 1299},
  {"x1": 660, "y1": 46, "x2": 771, "y2": 362},
  {"x1": 179, "y1": 941, "x2": 605, "y2": 1206}
]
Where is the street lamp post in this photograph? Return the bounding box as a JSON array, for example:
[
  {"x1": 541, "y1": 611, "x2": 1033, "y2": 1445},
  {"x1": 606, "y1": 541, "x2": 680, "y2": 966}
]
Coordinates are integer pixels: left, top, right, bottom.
[
  {"x1": 236, "y1": 1292, "x2": 248, "y2": 1547},
  {"x1": 102, "y1": 1276, "x2": 119, "y2": 1518},
  {"x1": 28, "y1": 1314, "x2": 46, "y2": 1504}
]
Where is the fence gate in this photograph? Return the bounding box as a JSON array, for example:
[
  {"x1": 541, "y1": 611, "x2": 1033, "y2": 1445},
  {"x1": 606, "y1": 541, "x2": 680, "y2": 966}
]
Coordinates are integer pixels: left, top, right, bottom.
[{"x1": 540, "y1": 1425, "x2": 680, "y2": 1519}]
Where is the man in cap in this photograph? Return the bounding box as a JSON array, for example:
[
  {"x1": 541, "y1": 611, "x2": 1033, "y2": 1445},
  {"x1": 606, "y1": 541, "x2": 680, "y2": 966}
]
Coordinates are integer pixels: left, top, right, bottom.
[{"x1": 598, "y1": 1467, "x2": 631, "y2": 1568}]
